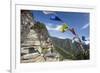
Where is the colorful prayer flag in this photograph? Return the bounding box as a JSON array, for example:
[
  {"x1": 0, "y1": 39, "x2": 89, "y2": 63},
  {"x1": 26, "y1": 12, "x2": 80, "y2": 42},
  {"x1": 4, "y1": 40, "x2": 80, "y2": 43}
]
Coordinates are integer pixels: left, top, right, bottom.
[
  {"x1": 59, "y1": 23, "x2": 69, "y2": 32},
  {"x1": 50, "y1": 15, "x2": 62, "y2": 21},
  {"x1": 69, "y1": 28, "x2": 76, "y2": 35},
  {"x1": 82, "y1": 36, "x2": 86, "y2": 41}
]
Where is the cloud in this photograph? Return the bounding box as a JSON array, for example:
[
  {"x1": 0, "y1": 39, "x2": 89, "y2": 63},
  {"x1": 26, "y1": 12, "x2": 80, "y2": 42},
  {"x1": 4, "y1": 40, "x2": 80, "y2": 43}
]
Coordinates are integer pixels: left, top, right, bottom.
[
  {"x1": 81, "y1": 24, "x2": 89, "y2": 30},
  {"x1": 46, "y1": 23, "x2": 57, "y2": 28},
  {"x1": 43, "y1": 11, "x2": 56, "y2": 15},
  {"x1": 48, "y1": 30, "x2": 71, "y2": 39},
  {"x1": 85, "y1": 41, "x2": 89, "y2": 45},
  {"x1": 46, "y1": 25, "x2": 62, "y2": 31}
]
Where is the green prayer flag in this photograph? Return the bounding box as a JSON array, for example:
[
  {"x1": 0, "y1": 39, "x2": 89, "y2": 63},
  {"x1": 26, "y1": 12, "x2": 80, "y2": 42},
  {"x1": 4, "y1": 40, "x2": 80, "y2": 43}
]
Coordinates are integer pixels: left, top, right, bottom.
[{"x1": 59, "y1": 23, "x2": 69, "y2": 32}]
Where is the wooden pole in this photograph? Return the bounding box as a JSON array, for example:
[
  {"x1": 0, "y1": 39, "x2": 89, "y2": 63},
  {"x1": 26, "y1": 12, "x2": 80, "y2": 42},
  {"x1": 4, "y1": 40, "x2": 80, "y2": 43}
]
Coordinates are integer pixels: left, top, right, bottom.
[{"x1": 69, "y1": 28, "x2": 85, "y2": 52}]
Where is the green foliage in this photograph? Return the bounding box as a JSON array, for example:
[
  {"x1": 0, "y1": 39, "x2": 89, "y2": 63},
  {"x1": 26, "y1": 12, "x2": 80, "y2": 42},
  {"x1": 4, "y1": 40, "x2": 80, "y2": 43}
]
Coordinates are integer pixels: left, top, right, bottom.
[
  {"x1": 42, "y1": 48, "x2": 48, "y2": 54},
  {"x1": 54, "y1": 45, "x2": 89, "y2": 60},
  {"x1": 59, "y1": 55, "x2": 64, "y2": 61},
  {"x1": 51, "y1": 37, "x2": 89, "y2": 60},
  {"x1": 74, "y1": 49, "x2": 90, "y2": 60},
  {"x1": 54, "y1": 46, "x2": 76, "y2": 60},
  {"x1": 31, "y1": 22, "x2": 46, "y2": 30}
]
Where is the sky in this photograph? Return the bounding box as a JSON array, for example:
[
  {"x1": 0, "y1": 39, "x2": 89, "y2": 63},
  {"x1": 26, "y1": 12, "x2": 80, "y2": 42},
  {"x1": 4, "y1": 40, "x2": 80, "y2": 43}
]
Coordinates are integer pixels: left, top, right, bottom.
[{"x1": 32, "y1": 10, "x2": 89, "y2": 40}]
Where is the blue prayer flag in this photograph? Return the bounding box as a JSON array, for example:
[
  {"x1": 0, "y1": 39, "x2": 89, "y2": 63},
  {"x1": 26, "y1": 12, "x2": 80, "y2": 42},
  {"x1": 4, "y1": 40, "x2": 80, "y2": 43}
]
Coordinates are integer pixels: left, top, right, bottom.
[{"x1": 50, "y1": 15, "x2": 62, "y2": 22}]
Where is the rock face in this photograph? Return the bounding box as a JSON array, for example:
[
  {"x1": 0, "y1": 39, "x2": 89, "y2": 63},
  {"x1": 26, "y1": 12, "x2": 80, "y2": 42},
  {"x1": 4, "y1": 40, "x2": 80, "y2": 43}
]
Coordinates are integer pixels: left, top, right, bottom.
[
  {"x1": 21, "y1": 10, "x2": 35, "y2": 43},
  {"x1": 21, "y1": 10, "x2": 60, "y2": 63}
]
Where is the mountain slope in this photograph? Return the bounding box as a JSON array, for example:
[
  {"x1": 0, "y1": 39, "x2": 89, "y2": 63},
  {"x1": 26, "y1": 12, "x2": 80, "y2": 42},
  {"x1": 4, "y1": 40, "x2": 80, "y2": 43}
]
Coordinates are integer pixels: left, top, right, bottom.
[{"x1": 50, "y1": 37, "x2": 89, "y2": 60}]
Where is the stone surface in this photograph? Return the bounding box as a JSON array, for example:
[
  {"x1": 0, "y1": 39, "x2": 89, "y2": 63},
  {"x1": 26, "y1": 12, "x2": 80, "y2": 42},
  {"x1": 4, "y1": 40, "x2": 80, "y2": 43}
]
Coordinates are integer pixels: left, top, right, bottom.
[{"x1": 21, "y1": 10, "x2": 60, "y2": 63}]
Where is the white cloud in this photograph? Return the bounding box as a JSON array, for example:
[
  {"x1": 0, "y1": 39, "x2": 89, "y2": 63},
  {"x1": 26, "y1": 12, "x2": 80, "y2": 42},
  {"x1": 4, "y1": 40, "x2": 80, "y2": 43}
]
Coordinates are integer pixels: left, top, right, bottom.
[
  {"x1": 81, "y1": 24, "x2": 89, "y2": 30},
  {"x1": 43, "y1": 11, "x2": 55, "y2": 15},
  {"x1": 46, "y1": 25, "x2": 62, "y2": 31},
  {"x1": 46, "y1": 23, "x2": 55, "y2": 27},
  {"x1": 85, "y1": 40, "x2": 89, "y2": 45}
]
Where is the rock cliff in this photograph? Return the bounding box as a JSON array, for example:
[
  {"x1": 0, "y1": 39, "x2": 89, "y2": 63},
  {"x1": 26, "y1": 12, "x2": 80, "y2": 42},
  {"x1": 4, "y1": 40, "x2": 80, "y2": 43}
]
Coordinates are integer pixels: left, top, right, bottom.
[{"x1": 21, "y1": 10, "x2": 60, "y2": 63}]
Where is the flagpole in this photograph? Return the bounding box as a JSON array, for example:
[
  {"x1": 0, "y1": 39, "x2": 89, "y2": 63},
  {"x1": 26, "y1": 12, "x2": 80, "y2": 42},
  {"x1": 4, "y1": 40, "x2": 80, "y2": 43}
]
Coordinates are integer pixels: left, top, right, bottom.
[
  {"x1": 71, "y1": 29, "x2": 85, "y2": 52},
  {"x1": 49, "y1": 13, "x2": 85, "y2": 53}
]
